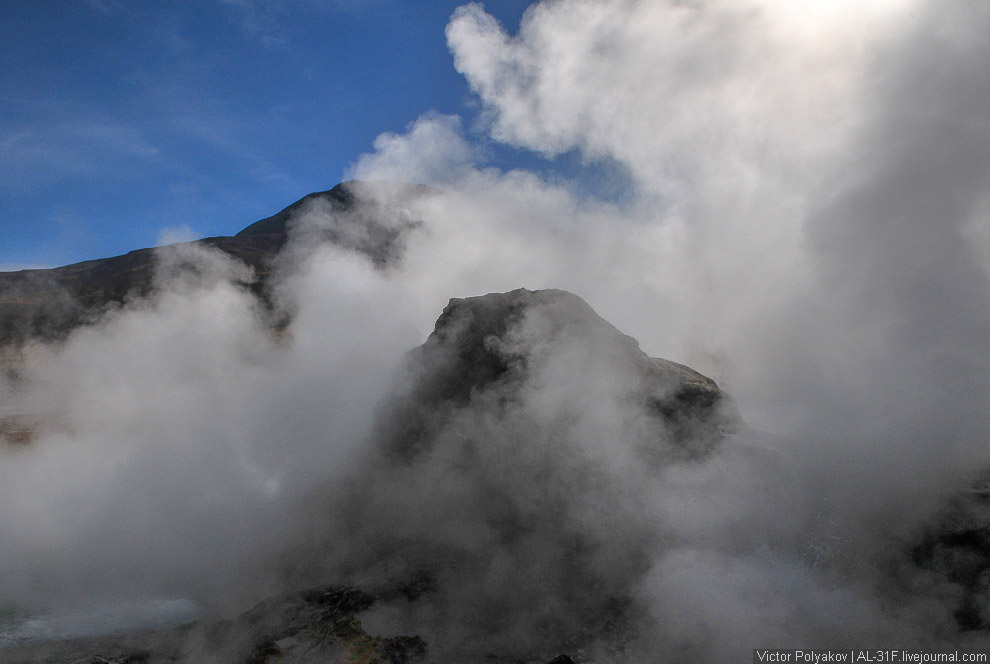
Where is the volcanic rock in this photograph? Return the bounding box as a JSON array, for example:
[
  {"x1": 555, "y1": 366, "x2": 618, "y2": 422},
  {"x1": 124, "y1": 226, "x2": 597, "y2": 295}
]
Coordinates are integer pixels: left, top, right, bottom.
[{"x1": 380, "y1": 287, "x2": 739, "y2": 462}]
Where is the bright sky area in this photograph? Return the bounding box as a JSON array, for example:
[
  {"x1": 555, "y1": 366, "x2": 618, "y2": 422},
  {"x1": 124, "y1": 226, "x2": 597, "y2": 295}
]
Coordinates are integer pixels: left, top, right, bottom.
[{"x1": 0, "y1": 1, "x2": 538, "y2": 269}]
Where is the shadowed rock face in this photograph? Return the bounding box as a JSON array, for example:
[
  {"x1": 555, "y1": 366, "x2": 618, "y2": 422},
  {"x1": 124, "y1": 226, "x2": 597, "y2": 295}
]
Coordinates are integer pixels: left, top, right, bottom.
[{"x1": 380, "y1": 288, "x2": 739, "y2": 463}]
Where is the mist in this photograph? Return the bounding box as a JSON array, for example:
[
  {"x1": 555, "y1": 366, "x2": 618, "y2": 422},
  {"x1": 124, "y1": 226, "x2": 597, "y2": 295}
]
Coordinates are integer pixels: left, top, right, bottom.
[{"x1": 2, "y1": 0, "x2": 990, "y2": 661}]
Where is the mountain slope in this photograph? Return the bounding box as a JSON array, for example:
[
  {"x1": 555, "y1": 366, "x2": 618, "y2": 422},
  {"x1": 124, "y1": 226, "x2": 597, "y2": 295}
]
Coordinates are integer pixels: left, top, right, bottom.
[{"x1": 0, "y1": 181, "x2": 431, "y2": 349}]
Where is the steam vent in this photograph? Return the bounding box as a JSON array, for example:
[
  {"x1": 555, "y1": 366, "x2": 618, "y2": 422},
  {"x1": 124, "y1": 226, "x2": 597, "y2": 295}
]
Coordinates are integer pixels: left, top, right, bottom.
[{"x1": 3, "y1": 182, "x2": 987, "y2": 662}]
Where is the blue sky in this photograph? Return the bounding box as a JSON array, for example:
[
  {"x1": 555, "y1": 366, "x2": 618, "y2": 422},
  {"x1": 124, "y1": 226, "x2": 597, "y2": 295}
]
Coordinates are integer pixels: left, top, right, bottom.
[{"x1": 0, "y1": 1, "x2": 535, "y2": 269}]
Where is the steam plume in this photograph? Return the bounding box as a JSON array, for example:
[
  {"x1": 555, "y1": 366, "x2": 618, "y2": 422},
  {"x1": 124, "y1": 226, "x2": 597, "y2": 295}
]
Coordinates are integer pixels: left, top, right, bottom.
[{"x1": 2, "y1": 1, "x2": 990, "y2": 661}]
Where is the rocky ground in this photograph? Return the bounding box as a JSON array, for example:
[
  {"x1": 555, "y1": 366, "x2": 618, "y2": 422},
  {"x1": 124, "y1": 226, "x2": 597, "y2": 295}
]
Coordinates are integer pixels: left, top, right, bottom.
[{"x1": 0, "y1": 581, "x2": 583, "y2": 664}]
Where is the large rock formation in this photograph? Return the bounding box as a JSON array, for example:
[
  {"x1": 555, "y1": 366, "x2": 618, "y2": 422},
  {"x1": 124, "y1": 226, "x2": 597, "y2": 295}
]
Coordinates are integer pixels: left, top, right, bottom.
[{"x1": 380, "y1": 288, "x2": 738, "y2": 463}]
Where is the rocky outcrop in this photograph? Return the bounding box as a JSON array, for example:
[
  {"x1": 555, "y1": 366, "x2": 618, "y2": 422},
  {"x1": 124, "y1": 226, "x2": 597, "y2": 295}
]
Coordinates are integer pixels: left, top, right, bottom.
[{"x1": 381, "y1": 288, "x2": 738, "y2": 463}]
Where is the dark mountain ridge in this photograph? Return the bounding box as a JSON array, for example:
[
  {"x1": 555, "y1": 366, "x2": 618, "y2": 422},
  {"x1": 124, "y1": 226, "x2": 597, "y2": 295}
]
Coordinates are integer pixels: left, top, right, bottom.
[{"x1": 0, "y1": 181, "x2": 431, "y2": 350}]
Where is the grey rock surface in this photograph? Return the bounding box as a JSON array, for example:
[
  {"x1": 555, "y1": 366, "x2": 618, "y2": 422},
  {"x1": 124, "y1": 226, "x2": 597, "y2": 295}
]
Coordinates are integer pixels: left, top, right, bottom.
[{"x1": 381, "y1": 287, "x2": 738, "y2": 463}]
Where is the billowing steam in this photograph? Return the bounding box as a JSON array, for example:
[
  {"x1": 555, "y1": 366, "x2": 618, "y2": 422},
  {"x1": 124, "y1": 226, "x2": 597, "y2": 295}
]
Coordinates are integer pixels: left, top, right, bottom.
[{"x1": 2, "y1": 0, "x2": 989, "y2": 661}]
